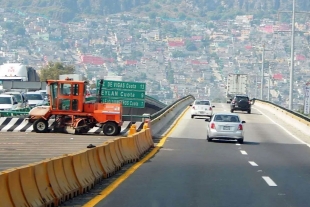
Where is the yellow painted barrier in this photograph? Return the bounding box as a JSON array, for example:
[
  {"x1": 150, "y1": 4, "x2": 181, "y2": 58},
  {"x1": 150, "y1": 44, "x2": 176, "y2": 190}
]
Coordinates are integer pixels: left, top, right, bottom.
[
  {"x1": 46, "y1": 160, "x2": 64, "y2": 203},
  {"x1": 102, "y1": 142, "x2": 117, "y2": 174},
  {"x1": 96, "y1": 145, "x2": 111, "y2": 177},
  {"x1": 72, "y1": 151, "x2": 95, "y2": 194},
  {"x1": 19, "y1": 164, "x2": 45, "y2": 206},
  {"x1": 52, "y1": 156, "x2": 76, "y2": 200},
  {"x1": 128, "y1": 124, "x2": 137, "y2": 136},
  {"x1": 117, "y1": 137, "x2": 132, "y2": 163},
  {"x1": 0, "y1": 171, "x2": 14, "y2": 207},
  {"x1": 7, "y1": 168, "x2": 29, "y2": 207},
  {"x1": 141, "y1": 130, "x2": 150, "y2": 152},
  {"x1": 107, "y1": 141, "x2": 122, "y2": 170},
  {"x1": 62, "y1": 156, "x2": 80, "y2": 196},
  {"x1": 144, "y1": 127, "x2": 154, "y2": 148},
  {"x1": 127, "y1": 135, "x2": 140, "y2": 160},
  {"x1": 134, "y1": 133, "x2": 144, "y2": 156},
  {"x1": 86, "y1": 148, "x2": 104, "y2": 182},
  {"x1": 113, "y1": 138, "x2": 126, "y2": 166},
  {"x1": 33, "y1": 161, "x2": 57, "y2": 207}
]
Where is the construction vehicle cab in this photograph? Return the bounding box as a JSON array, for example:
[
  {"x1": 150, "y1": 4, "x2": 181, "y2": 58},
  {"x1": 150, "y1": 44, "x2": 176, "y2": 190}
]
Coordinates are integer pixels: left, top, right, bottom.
[{"x1": 28, "y1": 78, "x2": 123, "y2": 136}]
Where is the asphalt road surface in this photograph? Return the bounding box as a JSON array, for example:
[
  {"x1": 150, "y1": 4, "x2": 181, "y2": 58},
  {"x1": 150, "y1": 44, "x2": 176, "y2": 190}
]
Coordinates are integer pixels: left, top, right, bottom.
[
  {"x1": 0, "y1": 132, "x2": 122, "y2": 171},
  {"x1": 90, "y1": 103, "x2": 310, "y2": 207}
]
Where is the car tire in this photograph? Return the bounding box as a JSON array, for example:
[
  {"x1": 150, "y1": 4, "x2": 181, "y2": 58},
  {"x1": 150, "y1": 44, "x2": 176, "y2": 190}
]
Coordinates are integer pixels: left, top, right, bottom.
[
  {"x1": 207, "y1": 136, "x2": 212, "y2": 142},
  {"x1": 247, "y1": 109, "x2": 251, "y2": 114},
  {"x1": 238, "y1": 138, "x2": 244, "y2": 144},
  {"x1": 191, "y1": 115, "x2": 194, "y2": 119},
  {"x1": 33, "y1": 119, "x2": 49, "y2": 133},
  {"x1": 230, "y1": 109, "x2": 234, "y2": 113}
]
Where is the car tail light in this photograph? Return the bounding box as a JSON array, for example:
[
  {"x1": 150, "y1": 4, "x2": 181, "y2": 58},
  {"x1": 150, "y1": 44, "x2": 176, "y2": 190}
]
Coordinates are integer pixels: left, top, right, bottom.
[
  {"x1": 238, "y1": 124, "x2": 243, "y2": 130},
  {"x1": 211, "y1": 123, "x2": 215, "y2": 129},
  {"x1": 232, "y1": 100, "x2": 235, "y2": 104},
  {"x1": 248, "y1": 101, "x2": 251, "y2": 104},
  {"x1": 209, "y1": 107, "x2": 212, "y2": 110},
  {"x1": 192, "y1": 106, "x2": 195, "y2": 109}
]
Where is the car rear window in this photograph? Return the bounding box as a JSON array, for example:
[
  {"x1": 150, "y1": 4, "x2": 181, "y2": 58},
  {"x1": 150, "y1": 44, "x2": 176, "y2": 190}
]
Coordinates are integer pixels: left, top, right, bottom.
[
  {"x1": 236, "y1": 96, "x2": 249, "y2": 101},
  {"x1": 195, "y1": 101, "x2": 210, "y2": 105},
  {"x1": 214, "y1": 115, "x2": 240, "y2": 122}
]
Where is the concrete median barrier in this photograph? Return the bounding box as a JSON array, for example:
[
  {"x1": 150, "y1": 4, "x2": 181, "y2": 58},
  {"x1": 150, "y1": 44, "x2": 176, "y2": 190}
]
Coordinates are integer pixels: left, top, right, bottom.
[
  {"x1": 33, "y1": 161, "x2": 58, "y2": 207},
  {"x1": 52, "y1": 156, "x2": 77, "y2": 200},
  {"x1": 72, "y1": 151, "x2": 95, "y2": 194},
  {"x1": 116, "y1": 137, "x2": 131, "y2": 163},
  {"x1": 255, "y1": 101, "x2": 310, "y2": 137},
  {"x1": 151, "y1": 96, "x2": 194, "y2": 138},
  {"x1": 102, "y1": 143, "x2": 117, "y2": 174},
  {"x1": 113, "y1": 138, "x2": 126, "y2": 165},
  {"x1": 107, "y1": 141, "x2": 122, "y2": 170},
  {"x1": 19, "y1": 164, "x2": 45, "y2": 207},
  {"x1": 1, "y1": 123, "x2": 160, "y2": 207},
  {"x1": 0, "y1": 171, "x2": 14, "y2": 207},
  {"x1": 7, "y1": 168, "x2": 29, "y2": 207},
  {"x1": 46, "y1": 159, "x2": 65, "y2": 203},
  {"x1": 87, "y1": 148, "x2": 104, "y2": 182},
  {"x1": 62, "y1": 156, "x2": 80, "y2": 196},
  {"x1": 127, "y1": 135, "x2": 140, "y2": 161},
  {"x1": 96, "y1": 145, "x2": 111, "y2": 178}
]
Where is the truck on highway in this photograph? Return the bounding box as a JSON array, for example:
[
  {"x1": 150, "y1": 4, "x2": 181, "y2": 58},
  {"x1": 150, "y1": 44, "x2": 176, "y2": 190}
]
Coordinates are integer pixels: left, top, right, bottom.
[
  {"x1": 226, "y1": 74, "x2": 248, "y2": 103},
  {"x1": 0, "y1": 63, "x2": 40, "y2": 83}
]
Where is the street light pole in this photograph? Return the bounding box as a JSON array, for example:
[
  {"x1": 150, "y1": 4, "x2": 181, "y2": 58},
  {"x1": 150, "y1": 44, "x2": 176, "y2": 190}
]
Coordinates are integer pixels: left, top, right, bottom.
[
  {"x1": 255, "y1": 74, "x2": 258, "y2": 98},
  {"x1": 289, "y1": 0, "x2": 296, "y2": 110},
  {"x1": 268, "y1": 65, "x2": 271, "y2": 101},
  {"x1": 260, "y1": 44, "x2": 265, "y2": 100}
]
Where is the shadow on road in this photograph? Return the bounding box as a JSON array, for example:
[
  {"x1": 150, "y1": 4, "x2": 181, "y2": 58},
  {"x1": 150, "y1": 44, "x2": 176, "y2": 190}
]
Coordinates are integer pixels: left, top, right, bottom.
[{"x1": 209, "y1": 140, "x2": 260, "y2": 145}]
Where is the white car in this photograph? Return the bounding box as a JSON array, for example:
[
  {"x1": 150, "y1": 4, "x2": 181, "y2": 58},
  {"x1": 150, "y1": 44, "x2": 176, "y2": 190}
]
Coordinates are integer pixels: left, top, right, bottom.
[
  {"x1": 36, "y1": 90, "x2": 48, "y2": 99},
  {"x1": 4, "y1": 91, "x2": 28, "y2": 109},
  {"x1": 0, "y1": 94, "x2": 19, "y2": 111},
  {"x1": 190, "y1": 100, "x2": 215, "y2": 119},
  {"x1": 25, "y1": 92, "x2": 47, "y2": 108},
  {"x1": 206, "y1": 113, "x2": 246, "y2": 144}
]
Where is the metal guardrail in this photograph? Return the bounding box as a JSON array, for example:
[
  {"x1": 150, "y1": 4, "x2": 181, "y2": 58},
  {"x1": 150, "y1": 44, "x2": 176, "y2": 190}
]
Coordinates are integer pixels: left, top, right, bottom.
[
  {"x1": 256, "y1": 99, "x2": 310, "y2": 122},
  {"x1": 150, "y1": 95, "x2": 195, "y2": 120}
]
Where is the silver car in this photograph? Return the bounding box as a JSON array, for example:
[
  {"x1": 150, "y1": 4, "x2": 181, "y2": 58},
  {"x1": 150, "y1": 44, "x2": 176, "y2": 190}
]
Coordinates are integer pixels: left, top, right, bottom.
[{"x1": 206, "y1": 113, "x2": 246, "y2": 144}]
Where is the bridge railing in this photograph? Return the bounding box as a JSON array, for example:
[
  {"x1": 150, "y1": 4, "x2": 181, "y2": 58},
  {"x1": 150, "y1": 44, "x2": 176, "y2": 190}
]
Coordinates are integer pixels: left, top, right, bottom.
[
  {"x1": 255, "y1": 99, "x2": 310, "y2": 123},
  {"x1": 151, "y1": 95, "x2": 195, "y2": 120}
]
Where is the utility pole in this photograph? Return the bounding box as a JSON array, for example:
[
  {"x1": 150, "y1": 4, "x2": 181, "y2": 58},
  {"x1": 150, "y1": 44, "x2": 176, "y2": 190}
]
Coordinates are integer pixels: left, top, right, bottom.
[
  {"x1": 260, "y1": 44, "x2": 265, "y2": 100},
  {"x1": 268, "y1": 65, "x2": 271, "y2": 102},
  {"x1": 289, "y1": 0, "x2": 296, "y2": 110},
  {"x1": 255, "y1": 74, "x2": 258, "y2": 98},
  {"x1": 277, "y1": 2, "x2": 310, "y2": 110}
]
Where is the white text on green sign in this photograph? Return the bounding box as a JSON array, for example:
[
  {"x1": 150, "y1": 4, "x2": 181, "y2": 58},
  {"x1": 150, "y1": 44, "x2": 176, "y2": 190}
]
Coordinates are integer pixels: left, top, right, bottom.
[
  {"x1": 99, "y1": 80, "x2": 146, "y2": 91},
  {"x1": 101, "y1": 90, "x2": 145, "y2": 99},
  {"x1": 101, "y1": 98, "x2": 145, "y2": 108}
]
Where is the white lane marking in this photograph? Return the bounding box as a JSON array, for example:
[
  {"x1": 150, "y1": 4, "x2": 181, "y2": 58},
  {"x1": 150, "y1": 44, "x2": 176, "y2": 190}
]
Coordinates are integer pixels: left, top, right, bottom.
[
  {"x1": 249, "y1": 161, "x2": 258, "y2": 166},
  {"x1": 253, "y1": 107, "x2": 310, "y2": 147},
  {"x1": 262, "y1": 176, "x2": 277, "y2": 186},
  {"x1": 236, "y1": 143, "x2": 241, "y2": 145},
  {"x1": 240, "y1": 150, "x2": 247, "y2": 155}
]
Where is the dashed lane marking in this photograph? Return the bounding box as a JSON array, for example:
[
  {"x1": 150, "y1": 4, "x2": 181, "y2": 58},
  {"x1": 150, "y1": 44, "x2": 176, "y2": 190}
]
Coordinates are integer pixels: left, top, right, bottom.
[
  {"x1": 248, "y1": 161, "x2": 258, "y2": 166},
  {"x1": 262, "y1": 176, "x2": 277, "y2": 187}
]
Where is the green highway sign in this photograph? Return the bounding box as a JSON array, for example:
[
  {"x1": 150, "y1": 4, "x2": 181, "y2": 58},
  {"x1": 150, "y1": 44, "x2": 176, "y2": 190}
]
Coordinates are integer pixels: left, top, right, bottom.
[
  {"x1": 100, "y1": 98, "x2": 145, "y2": 108},
  {"x1": 97, "y1": 80, "x2": 146, "y2": 91},
  {"x1": 101, "y1": 90, "x2": 145, "y2": 99},
  {"x1": 96, "y1": 80, "x2": 146, "y2": 108}
]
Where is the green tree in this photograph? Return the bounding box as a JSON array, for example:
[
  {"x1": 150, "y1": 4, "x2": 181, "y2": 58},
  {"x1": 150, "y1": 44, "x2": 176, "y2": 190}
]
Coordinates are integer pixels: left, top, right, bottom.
[{"x1": 39, "y1": 62, "x2": 75, "y2": 81}]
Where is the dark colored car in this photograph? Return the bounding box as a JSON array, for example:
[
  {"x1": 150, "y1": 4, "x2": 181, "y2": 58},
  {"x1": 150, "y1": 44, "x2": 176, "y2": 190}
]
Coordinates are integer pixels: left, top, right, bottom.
[{"x1": 230, "y1": 95, "x2": 251, "y2": 114}]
